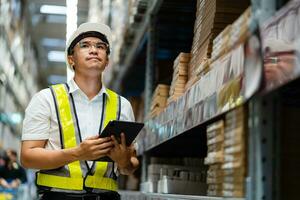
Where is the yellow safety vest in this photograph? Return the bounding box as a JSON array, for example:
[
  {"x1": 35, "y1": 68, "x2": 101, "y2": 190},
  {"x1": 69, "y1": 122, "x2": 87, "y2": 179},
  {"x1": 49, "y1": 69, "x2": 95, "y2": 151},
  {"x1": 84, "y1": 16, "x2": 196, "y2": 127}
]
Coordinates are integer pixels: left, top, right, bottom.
[{"x1": 36, "y1": 84, "x2": 121, "y2": 191}]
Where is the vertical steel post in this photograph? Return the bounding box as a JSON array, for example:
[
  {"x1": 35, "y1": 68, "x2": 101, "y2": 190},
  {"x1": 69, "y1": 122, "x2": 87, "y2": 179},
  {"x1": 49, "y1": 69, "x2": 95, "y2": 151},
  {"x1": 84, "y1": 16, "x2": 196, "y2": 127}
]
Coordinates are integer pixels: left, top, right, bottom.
[
  {"x1": 248, "y1": 100, "x2": 264, "y2": 200},
  {"x1": 248, "y1": 92, "x2": 280, "y2": 200},
  {"x1": 144, "y1": 14, "x2": 156, "y2": 116}
]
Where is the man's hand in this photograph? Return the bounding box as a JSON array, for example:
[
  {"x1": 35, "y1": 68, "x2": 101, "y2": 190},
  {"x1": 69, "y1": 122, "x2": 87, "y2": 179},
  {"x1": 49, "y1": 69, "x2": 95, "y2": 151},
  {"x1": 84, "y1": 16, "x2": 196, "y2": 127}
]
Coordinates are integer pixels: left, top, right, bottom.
[
  {"x1": 21, "y1": 135, "x2": 114, "y2": 170},
  {"x1": 0, "y1": 178, "x2": 11, "y2": 188},
  {"x1": 108, "y1": 133, "x2": 139, "y2": 175},
  {"x1": 75, "y1": 135, "x2": 114, "y2": 161},
  {"x1": 9, "y1": 179, "x2": 21, "y2": 188}
]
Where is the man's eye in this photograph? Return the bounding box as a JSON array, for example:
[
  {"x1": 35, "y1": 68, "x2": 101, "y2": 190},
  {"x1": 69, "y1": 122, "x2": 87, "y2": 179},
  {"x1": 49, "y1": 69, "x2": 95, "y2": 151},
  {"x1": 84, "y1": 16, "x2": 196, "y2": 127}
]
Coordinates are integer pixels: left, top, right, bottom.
[
  {"x1": 80, "y1": 43, "x2": 89, "y2": 48},
  {"x1": 96, "y1": 44, "x2": 106, "y2": 49}
]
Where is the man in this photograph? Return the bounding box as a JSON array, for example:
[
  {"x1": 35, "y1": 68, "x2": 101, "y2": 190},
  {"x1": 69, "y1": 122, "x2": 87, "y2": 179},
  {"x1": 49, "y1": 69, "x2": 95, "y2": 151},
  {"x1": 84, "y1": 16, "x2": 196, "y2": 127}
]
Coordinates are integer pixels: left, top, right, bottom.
[
  {"x1": 0, "y1": 150, "x2": 27, "y2": 189},
  {"x1": 21, "y1": 22, "x2": 139, "y2": 200}
]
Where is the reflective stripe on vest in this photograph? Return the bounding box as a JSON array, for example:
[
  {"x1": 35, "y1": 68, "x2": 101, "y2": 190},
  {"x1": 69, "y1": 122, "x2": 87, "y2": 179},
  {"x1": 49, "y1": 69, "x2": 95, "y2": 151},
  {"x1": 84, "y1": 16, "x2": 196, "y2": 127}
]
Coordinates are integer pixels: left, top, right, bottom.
[{"x1": 37, "y1": 84, "x2": 120, "y2": 191}]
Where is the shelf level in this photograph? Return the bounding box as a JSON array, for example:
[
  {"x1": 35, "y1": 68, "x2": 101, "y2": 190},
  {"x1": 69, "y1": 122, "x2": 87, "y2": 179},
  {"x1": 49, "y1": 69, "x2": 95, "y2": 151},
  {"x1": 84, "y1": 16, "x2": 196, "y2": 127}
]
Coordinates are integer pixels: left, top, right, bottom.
[{"x1": 119, "y1": 191, "x2": 245, "y2": 200}]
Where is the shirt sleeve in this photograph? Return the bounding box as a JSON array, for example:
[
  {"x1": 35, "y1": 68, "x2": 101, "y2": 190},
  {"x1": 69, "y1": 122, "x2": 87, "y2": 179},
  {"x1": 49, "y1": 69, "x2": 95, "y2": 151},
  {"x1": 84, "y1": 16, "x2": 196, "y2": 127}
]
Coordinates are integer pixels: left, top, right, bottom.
[
  {"x1": 119, "y1": 96, "x2": 135, "y2": 122},
  {"x1": 22, "y1": 89, "x2": 52, "y2": 141}
]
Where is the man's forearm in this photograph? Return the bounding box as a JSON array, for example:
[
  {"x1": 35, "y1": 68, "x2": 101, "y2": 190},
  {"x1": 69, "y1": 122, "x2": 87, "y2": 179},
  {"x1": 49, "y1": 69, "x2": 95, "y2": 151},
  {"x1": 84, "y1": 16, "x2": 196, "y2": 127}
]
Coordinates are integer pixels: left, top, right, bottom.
[{"x1": 21, "y1": 147, "x2": 78, "y2": 170}]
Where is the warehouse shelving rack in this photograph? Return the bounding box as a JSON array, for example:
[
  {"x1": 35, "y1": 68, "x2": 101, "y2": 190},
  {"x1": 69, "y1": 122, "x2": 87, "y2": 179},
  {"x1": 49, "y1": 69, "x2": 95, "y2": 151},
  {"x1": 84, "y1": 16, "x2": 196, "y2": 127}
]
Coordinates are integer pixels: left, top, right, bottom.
[
  {"x1": 0, "y1": 26, "x2": 33, "y2": 107},
  {"x1": 0, "y1": 22, "x2": 39, "y2": 146},
  {"x1": 114, "y1": 0, "x2": 299, "y2": 200},
  {"x1": 106, "y1": 0, "x2": 298, "y2": 199}
]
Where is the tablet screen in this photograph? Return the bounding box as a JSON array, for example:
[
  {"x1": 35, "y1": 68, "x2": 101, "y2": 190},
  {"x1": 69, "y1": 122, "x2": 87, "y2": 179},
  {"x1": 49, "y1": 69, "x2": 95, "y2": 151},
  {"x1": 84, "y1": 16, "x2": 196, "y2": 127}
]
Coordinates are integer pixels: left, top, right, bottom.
[{"x1": 99, "y1": 120, "x2": 144, "y2": 146}]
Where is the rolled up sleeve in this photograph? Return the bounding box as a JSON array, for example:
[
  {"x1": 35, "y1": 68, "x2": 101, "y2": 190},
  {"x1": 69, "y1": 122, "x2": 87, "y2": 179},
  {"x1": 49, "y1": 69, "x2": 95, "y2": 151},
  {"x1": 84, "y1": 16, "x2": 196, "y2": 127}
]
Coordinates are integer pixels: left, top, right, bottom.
[{"x1": 22, "y1": 90, "x2": 51, "y2": 141}]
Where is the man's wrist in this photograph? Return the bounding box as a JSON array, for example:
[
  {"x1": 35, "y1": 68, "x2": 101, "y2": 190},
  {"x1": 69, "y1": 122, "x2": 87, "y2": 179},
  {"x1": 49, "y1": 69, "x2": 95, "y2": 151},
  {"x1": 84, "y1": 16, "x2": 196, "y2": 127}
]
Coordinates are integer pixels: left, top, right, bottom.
[
  {"x1": 117, "y1": 158, "x2": 131, "y2": 169},
  {"x1": 117, "y1": 156, "x2": 139, "y2": 175},
  {"x1": 65, "y1": 147, "x2": 80, "y2": 162}
]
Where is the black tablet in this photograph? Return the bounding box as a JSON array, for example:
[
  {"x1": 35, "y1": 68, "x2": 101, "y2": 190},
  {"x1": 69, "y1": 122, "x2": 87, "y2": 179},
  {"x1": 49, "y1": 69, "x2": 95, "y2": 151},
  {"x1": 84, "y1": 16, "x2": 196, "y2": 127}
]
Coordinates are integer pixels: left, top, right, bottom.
[
  {"x1": 95, "y1": 120, "x2": 144, "y2": 162},
  {"x1": 99, "y1": 120, "x2": 144, "y2": 146}
]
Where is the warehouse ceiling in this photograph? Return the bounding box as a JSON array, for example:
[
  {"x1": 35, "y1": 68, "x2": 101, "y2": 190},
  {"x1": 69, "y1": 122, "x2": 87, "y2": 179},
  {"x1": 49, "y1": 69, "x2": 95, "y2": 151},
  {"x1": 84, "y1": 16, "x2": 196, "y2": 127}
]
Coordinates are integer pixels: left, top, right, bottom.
[
  {"x1": 26, "y1": 0, "x2": 89, "y2": 87},
  {"x1": 25, "y1": 0, "x2": 196, "y2": 92}
]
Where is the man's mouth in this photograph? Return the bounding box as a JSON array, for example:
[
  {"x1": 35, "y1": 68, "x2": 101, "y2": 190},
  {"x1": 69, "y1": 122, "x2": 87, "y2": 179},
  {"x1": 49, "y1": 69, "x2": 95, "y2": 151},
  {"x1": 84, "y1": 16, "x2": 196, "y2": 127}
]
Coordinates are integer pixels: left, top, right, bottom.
[{"x1": 87, "y1": 57, "x2": 101, "y2": 61}]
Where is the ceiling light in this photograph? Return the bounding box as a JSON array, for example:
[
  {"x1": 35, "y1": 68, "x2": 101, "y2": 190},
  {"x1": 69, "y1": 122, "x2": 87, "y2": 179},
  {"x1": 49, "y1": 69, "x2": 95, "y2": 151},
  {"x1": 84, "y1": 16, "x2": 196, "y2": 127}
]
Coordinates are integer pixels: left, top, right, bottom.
[
  {"x1": 42, "y1": 38, "x2": 66, "y2": 48},
  {"x1": 48, "y1": 51, "x2": 65, "y2": 62},
  {"x1": 40, "y1": 5, "x2": 67, "y2": 15}
]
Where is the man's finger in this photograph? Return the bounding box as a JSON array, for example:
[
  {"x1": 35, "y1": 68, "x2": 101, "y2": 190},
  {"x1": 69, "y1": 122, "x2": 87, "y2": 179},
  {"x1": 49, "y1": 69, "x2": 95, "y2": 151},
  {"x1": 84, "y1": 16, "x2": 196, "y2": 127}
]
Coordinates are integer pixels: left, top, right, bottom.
[
  {"x1": 95, "y1": 141, "x2": 114, "y2": 150},
  {"x1": 86, "y1": 135, "x2": 100, "y2": 140},
  {"x1": 94, "y1": 147, "x2": 113, "y2": 158},
  {"x1": 120, "y1": 133, "x2": 126, "y2": 146},
  {"x1": 129, "y1": 144, "x2": 136, "y2": 152},
  {"x1": 111, "y1": 135, "x2": 120, "y2": 146},
  {"x1": 84, "y1": 137, "x2": 111, "y2": 146},
  {"x1": 130, "y1": 157, "x2": 139, "y2": 168}
]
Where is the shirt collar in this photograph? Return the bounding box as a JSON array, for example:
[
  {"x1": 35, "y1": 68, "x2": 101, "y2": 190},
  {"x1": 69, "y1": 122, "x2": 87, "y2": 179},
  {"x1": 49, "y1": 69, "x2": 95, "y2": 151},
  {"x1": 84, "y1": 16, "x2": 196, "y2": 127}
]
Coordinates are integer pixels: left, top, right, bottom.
[{"x1": 67, "y1": 79, "x2": 110, "y2": 99}]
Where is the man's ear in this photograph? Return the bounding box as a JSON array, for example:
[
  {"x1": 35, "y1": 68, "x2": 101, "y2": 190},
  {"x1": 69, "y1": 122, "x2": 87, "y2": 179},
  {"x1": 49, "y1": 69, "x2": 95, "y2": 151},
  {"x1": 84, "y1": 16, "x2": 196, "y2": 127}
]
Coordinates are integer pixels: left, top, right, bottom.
[
  {"x1": 105, "y1": 56, "x2": 109, "y2": 67},
  {"x1": 67, "y1": 55, "x2": 75, "y2": 67}
]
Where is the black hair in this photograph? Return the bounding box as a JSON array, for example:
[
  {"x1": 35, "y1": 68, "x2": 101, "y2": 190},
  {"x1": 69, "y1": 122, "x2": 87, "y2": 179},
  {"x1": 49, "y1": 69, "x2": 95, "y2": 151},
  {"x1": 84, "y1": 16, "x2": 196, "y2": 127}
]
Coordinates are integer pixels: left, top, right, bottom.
[
  {"x1": 67, "y1": 31, "x2": 110, "y2": 55},
  {"x1": 1, "y1": 151, "x2": 10, "y2": 168}
]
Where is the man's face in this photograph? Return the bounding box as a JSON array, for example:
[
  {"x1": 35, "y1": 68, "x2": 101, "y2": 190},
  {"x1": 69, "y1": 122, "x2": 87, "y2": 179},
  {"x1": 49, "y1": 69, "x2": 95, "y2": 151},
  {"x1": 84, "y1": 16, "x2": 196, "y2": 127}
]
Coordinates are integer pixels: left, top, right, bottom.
[
  {"x1": 68, "y1": 36, "x2": 109, "y2": 75},
  {"x1": 6, "y1": 150, "x2": 17, "y2": 162}
]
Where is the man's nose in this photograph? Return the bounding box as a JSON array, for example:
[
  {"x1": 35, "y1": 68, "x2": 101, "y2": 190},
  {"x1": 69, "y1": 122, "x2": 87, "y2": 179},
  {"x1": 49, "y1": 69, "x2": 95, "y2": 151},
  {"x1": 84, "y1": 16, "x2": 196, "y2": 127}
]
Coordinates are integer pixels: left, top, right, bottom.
[{"x1": 89, "y1": 45, "x2": 98, "y2": 54}]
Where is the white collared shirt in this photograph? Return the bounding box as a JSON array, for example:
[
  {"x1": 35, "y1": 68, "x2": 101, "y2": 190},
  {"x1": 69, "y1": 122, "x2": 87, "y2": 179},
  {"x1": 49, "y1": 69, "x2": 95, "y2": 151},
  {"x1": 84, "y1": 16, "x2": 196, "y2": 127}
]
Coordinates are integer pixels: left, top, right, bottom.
[{"x1": 22, "y1": 79, "x2": 135, "y2": 152}]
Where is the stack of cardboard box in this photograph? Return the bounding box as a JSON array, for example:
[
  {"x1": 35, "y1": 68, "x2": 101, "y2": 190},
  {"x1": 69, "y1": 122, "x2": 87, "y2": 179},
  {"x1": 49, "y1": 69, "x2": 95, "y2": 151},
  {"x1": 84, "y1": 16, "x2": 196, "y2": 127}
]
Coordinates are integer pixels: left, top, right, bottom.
[
  {"x1": 222, "y1": 107, "x2": 247, "y2": 197},
  {"x1": 205, "y1": 120, "x2": 225, "y2": 196},
  {"x1": 212, "y1": 7, "x2": 251, "y2": 61},
  {"x1": 229, "y1": 7, "x2": 251, "y2": 49},
  {"x1": 168, "y1": 53, "x2": 190, "y2": 103},
  {"x1": 149, "y1": 84, "x2": 170, "y2": 117},
  {"x1": 187, "y1": 0, "x2": 250, "y2": 89},
  {"x1": 211, "y1": 25, "x2": 232, "y2": 61}
]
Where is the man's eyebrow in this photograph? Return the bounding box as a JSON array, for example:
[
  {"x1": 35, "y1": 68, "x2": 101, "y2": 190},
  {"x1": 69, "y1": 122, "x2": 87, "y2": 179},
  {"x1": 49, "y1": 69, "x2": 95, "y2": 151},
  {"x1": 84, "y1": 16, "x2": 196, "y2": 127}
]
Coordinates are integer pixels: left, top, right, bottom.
[{"x1": 80, "y1": 40, "x2": 103, "y2": 43}]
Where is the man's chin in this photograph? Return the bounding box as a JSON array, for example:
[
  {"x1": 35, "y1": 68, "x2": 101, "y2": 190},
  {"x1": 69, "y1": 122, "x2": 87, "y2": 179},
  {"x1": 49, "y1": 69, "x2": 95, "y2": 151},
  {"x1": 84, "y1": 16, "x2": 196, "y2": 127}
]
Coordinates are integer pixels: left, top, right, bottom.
[
  {"x1": 85, "y1": 67, "x2": 104, "y2": 75},
  {"x1": 88, "y1": 64, "x2": 105, "y2": 70}
]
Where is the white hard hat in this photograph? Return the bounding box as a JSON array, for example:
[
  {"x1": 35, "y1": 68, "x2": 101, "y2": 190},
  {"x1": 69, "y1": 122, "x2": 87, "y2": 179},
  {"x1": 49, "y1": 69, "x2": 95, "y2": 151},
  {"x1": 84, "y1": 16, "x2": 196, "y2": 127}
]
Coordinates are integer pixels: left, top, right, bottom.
[{"x1": 65, "y1": 22, "x2": 112, "y2": 70}]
